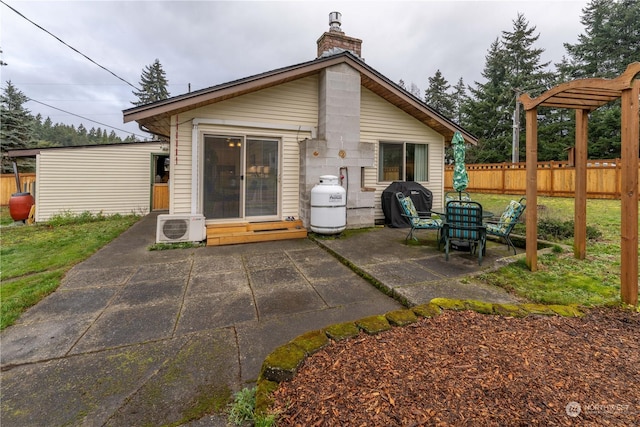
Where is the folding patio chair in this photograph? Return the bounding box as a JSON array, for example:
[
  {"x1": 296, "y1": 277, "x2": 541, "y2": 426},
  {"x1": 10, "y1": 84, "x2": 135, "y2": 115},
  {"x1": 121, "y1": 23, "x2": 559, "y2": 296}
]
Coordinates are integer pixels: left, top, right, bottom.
[
  {"x1": 445, "y1": 191, "x2": 471, "y2": 203},
  {"x1": 485, "y1": 197, "x2": 526, "y2": 255},
  {"x1": 443, "y1": 200, "x2": 486, "y2": 265},
  {"x1": 395, "y1": 192, "x2": 442, "y2": 245}
]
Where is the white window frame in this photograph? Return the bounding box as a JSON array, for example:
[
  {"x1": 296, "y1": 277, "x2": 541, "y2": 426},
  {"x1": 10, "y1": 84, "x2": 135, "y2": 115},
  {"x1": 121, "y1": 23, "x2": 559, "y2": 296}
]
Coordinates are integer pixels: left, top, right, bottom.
[{"x1": 378, "y1": 141, "x2": 429, "y2": 183}]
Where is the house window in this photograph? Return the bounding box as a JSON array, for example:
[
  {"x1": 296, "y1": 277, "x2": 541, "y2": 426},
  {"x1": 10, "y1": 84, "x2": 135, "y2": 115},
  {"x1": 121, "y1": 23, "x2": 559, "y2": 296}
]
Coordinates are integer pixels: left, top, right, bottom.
[{"x1": 378, "y1": 142, "x2": 428, "y2": 182}]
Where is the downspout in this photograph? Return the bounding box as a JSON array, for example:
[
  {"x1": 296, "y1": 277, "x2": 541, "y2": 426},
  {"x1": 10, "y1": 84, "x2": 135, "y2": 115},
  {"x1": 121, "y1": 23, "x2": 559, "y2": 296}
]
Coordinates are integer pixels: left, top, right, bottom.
[
  {"x1": 191, "y1": 122, "x2": 199, "y2": 215},
  {"x1": 12, "y1": 160, "x2": 21, "y2": 193}
]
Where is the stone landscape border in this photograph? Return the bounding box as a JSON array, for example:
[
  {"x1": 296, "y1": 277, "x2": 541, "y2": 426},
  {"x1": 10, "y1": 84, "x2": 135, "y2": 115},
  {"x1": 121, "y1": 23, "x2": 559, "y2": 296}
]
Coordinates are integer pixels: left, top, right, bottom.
[{"x1": 254, "y1": 298, "x2": 584, "y2": 415}]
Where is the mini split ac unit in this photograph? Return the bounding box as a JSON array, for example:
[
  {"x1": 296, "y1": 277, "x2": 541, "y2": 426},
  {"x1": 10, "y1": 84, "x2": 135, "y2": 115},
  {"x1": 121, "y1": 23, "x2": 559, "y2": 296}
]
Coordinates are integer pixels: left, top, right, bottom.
[{"x1": 156, "y1": 214, "x2": 206, "y2": 243}]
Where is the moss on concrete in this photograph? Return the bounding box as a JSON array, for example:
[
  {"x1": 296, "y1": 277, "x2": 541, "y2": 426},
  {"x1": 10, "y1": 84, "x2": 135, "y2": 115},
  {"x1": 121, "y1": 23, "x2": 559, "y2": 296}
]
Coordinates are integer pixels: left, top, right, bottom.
[
  {"x1": 548, "y1": 304, "x2": 584, "y2": 317},
  {"x1": 356, "y1": 315, "x2": 391, "y2": 335},
  {"x1": 430, "y1": 298, "x2": 467, "y2": 311},
  {"x1": 261, "y1": 343, "x2": 307, "y2": 383},
  {"x1": 291, "y1": 330, "x2": 329, "y2": 355},
  {"x1": 463, "y1": 300, "x2": 495, "y2": 314},
  {"x1": 254, "y1": 378, "x2": 279, "y2": 416},
  {"x1": 411, "y1": 303, "x2": 442, "y2": 318},
  {"x1": 520, "y1": 303, "x2": 556, "y2": 315},
  {"x1": 172, "y1": 385, "x2": 232, "y2": 426},
  {"x1": 385, "y1": 309, "x2": 418, "y2": 326},
  {"x1": 493, "y1": 303, "x2": 528, "y2": 317},
  {"x1": 324, "y1": 322, "x2": 360, "y2": 341}
]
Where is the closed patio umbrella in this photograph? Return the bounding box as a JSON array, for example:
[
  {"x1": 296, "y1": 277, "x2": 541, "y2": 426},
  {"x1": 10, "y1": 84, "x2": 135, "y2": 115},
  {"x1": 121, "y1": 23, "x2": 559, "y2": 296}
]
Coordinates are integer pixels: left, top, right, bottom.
[{"x1": 451, "y1": 131, "x2": 469, "y2": 199}]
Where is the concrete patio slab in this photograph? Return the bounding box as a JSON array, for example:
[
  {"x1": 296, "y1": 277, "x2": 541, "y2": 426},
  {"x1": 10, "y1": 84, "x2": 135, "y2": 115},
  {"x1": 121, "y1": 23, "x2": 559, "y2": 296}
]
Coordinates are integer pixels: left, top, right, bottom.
[{"x1": 1, "y1": 212, "x2": 524, "y2": 426}]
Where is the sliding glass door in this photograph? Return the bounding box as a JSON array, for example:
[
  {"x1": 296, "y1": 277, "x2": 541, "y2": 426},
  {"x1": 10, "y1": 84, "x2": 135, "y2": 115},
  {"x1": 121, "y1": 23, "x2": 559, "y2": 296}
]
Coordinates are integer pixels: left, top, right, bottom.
[
  {"x1": 245, "y1": 139, "x2": 278, "y2": 217},
  {"x1": 203, "y1": 135, "x2": 279, "y2": 220}
]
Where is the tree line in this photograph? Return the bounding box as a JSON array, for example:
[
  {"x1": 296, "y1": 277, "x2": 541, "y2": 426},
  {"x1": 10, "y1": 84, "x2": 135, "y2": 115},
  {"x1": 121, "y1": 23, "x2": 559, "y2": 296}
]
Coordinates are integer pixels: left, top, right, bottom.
[
  {"x1": 402, "y1": 0, "x2": 639, "y2": 163},
  {"x1": 0, "y1": 58, "x2": 169, "y2": 173}
]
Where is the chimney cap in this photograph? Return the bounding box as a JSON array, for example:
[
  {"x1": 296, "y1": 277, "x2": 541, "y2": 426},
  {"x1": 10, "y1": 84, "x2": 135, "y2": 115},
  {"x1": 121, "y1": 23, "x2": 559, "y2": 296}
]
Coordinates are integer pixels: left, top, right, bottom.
[{"x1": 329, "y1": 11, "x2": 342, "y2": 32}]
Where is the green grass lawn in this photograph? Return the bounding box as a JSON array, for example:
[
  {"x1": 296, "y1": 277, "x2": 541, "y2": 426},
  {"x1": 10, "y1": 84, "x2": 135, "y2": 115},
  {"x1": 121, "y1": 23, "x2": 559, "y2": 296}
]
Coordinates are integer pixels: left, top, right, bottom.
[
  {"x1": 471, "y1": 194, "x2": 639, "y2": 309},
  {"x1": 0, "y1": 208, "x2": 140, "y2": 329}
]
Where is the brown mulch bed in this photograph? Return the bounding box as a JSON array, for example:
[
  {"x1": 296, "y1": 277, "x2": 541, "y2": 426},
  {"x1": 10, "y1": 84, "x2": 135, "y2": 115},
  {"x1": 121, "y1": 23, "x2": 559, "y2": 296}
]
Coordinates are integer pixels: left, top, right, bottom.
[{"x1": 271, "y1": 308, "x2": 640, "y2": 426}]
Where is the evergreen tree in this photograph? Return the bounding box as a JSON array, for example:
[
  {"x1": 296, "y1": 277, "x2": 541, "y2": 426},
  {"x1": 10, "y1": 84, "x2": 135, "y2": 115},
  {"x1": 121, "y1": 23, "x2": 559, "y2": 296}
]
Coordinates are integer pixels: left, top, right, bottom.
[
  {"x1": 558, "y1": 0, "x2": 640, "y2": 159},
  {"x1": 562, "y1": 0, "x2": 640, "y2": 79},
  {"x1": 464, "y1": 38, "x2": 512, "y2": 163},
  {"x1": 465, "y1": 14, "x2": 553, "y2": 163},
  {"x1": 1, "y1": 81, "x2": 35, "y2": 172},
  {"x1": 424, "y1": 70, "x2": 454, "y2": 117},
  {"x1": 451, "y1": 77, "x2": 468, "y2": 125},
  {"x1": 131, "y1": 59, "x2": 170, "y2": 106}
]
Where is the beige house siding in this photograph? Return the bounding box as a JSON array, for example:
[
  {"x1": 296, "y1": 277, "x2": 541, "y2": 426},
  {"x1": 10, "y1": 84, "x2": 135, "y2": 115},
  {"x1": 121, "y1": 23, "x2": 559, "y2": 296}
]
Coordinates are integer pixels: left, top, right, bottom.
[
  {"x1": 360, "y1": 88, "x2": 446, "y2": 220},
  {"x1": 168, "y1": 76, "x2": 319, "y2": 219},
  {"x1": 34, "y1": 143, "x2": 161, "y2": 222}
]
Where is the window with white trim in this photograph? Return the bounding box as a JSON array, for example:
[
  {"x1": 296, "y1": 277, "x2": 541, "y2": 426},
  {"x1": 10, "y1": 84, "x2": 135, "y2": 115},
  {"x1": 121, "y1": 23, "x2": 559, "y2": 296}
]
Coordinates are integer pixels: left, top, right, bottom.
[{"x1": 378, "y1": 142, "x2": 429, "y2": 182}]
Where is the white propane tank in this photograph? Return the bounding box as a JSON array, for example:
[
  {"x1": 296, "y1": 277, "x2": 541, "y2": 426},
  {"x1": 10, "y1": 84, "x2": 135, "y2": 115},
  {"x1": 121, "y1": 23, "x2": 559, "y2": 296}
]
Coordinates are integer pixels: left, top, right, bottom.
[{"x1": 310, "y1": 175, "x2": 346, "y2": 234}]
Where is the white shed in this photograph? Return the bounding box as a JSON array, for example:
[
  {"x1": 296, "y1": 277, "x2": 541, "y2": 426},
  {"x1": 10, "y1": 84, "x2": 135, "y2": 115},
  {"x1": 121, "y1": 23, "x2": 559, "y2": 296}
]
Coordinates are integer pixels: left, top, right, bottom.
[{"x1": 7, "y1": 141, "x2": 169, "y2": 222}]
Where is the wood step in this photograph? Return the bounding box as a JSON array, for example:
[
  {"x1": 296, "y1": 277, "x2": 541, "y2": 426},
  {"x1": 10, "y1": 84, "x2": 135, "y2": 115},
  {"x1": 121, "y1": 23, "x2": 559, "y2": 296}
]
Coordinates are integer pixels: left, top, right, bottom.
[{"x1": 206, "y1": 220, "x2": 307, "y2": 246}]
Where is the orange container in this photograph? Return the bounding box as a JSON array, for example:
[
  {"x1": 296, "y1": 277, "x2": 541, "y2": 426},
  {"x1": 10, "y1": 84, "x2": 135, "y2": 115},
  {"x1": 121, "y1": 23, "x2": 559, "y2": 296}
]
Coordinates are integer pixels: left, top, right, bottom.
[{"x1": 9, "y1": 192, "x2": 35, "y2": 221}]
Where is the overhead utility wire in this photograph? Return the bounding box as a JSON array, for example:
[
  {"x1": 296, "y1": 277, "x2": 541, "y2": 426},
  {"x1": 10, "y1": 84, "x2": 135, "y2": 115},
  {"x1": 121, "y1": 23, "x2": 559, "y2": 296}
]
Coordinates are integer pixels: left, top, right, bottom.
[
  {"x1": 1, "y1": 0, "x2": 140, "y2": 91},
  {"x1": 29, "y1": 98, "x2": 149, "y2": 139}
]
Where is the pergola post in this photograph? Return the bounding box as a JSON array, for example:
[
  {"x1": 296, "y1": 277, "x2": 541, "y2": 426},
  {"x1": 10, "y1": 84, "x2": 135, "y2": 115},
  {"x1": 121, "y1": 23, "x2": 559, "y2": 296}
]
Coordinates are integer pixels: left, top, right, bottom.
[
  {"x1": 525, "y1": 108, "x2": 538, "y2": 271},
  {"x1": 574, "y1": 109, "x2": 589, "y2": 260},
  {"x1": 620, "y1": 81, "x2": 639, "y2": 306}
]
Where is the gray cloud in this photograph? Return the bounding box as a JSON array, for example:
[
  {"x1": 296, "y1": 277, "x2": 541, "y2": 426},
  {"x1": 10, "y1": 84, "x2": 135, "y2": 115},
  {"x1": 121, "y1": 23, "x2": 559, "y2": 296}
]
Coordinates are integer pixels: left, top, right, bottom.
[{"x1": 1, "y1": 0, "x2": 588, "y2": 139}]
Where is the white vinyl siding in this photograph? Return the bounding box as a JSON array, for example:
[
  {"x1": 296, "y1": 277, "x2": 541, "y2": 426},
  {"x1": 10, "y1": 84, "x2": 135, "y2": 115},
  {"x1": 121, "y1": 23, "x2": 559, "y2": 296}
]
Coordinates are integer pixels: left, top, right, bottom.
[
  {"x1": 360, "y1": 88, "x2": 446, "y2": 220},
  {"x1": 169, "y1": 76, "x2": 318, "y2": 219},
  {"x1": 34, "y1": 142, "x2": 162, "y2": 221}
]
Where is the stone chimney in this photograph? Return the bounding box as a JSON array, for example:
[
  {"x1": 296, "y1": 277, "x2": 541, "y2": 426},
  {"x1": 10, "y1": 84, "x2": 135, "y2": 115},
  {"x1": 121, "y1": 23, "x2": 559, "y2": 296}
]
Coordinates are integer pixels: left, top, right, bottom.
[{"x1": 316, "y1": 12, "x2": 362, "y2": 58}]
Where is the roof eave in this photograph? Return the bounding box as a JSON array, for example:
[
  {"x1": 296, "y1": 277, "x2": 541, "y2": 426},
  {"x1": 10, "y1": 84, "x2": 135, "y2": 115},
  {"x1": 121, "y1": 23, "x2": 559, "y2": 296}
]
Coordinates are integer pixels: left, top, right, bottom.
[{"x1": 124, "y1": 51, "x2": 477, "y2": 145}]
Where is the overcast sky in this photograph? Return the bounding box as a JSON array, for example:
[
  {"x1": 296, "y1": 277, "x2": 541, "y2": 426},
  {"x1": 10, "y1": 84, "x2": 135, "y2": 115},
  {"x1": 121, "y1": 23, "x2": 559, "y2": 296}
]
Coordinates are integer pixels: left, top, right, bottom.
[{"x1": 1, "y1": 0, "x2": 590, "y2": 140}]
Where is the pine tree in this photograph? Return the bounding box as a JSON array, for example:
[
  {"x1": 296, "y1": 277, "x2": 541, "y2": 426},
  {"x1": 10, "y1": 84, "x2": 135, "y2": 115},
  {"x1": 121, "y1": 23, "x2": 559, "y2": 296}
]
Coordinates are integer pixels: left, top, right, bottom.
[
  {"x1": 424, "y1": 70, "x2": 454, "y2": 117},
  {"x1": 558, "y1": 0, "x2": 640, "y2": 159},
  {"x1": 451, "y1": 77, "x2": 468, "y2": 125},
  {"x1": 464, "y1": 38, "x2": 511, "y2": 163},
  {"x1": 465, "y1": 14, "x2": 553, "y2": 163},
  {"x1": 1, "y1": 81, "x2": 35, "y2": 172},
  {"x1": 131, "y1": 59, "x2": 170, "y2": 106},
  {"x1": 562, "y1": 0, "x2": 640, "y2": 79}
]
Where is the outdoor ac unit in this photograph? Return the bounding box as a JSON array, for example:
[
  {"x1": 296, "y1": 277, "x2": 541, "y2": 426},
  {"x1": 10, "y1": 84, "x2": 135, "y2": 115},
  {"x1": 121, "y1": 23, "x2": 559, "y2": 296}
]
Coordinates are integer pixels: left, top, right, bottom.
[{"x1": 156, "y1": 214, "x2": 206, "y2": 243}]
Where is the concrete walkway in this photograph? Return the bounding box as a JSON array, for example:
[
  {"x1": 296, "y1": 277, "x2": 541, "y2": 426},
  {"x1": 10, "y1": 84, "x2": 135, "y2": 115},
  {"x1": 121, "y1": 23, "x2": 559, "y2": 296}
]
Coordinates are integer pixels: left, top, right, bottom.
[{"x1": 1, "y1": 213, "x2": 520, "y2": 426}]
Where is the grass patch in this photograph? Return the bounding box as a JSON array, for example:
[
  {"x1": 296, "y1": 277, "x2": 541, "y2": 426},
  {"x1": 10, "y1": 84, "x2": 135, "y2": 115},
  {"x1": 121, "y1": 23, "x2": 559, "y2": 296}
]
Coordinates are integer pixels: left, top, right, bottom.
[
  {"x1": 0, "y1": 208, "x2": 140, "y2": 330},
  {"x1": 477, "y1": 251, "x2": 622, "y2": 307},
  {"x1": 0, "y1": 269, "x2": 65, "y2": 329},
  {"x1": 227, "y1": 387, "x2": 276, "y2": 427},
  {"x1": 464, "y1": 195, "x2": 639, "y2": 308}
]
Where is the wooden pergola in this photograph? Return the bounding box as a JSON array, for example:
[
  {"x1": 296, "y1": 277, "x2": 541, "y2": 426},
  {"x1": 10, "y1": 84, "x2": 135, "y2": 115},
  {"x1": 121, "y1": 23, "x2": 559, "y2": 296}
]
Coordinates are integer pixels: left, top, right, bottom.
[{"x1": 520, "y1": 62, "x2": 640, "y2": 306}]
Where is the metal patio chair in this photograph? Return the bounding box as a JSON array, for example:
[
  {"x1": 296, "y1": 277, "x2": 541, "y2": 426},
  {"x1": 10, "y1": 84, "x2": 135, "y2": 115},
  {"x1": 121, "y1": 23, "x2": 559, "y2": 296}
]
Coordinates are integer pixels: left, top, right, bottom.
[
  {"x1": 395, "y1": 192, "x2": 442, "y2": 245},
  {"x1": 445, "y1": 191, "x2": 472, "y2": 203},
  {"x1": 443, "y1": 200, "x2": 486, "y2": 265},
  {"x1": 485, "y1": 197, "x2": 526, "y2": 255}
]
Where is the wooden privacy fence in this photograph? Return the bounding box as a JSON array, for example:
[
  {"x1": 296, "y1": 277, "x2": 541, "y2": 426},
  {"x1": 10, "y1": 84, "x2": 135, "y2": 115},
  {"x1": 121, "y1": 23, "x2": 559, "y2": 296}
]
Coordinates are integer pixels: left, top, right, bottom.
[
  {"x1": 1, "y1": 173, "x2": 36, "y2": 205},
  {"x1": 445, "y1": 159, "x2": 640, "y2": 199}
]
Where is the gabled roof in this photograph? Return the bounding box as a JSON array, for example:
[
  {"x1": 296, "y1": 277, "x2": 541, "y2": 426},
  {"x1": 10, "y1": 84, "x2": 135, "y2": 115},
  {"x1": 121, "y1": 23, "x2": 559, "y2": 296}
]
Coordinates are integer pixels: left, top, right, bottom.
[{"x1": 123, "y1": 51, "x2": 477, "y2": 145}]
